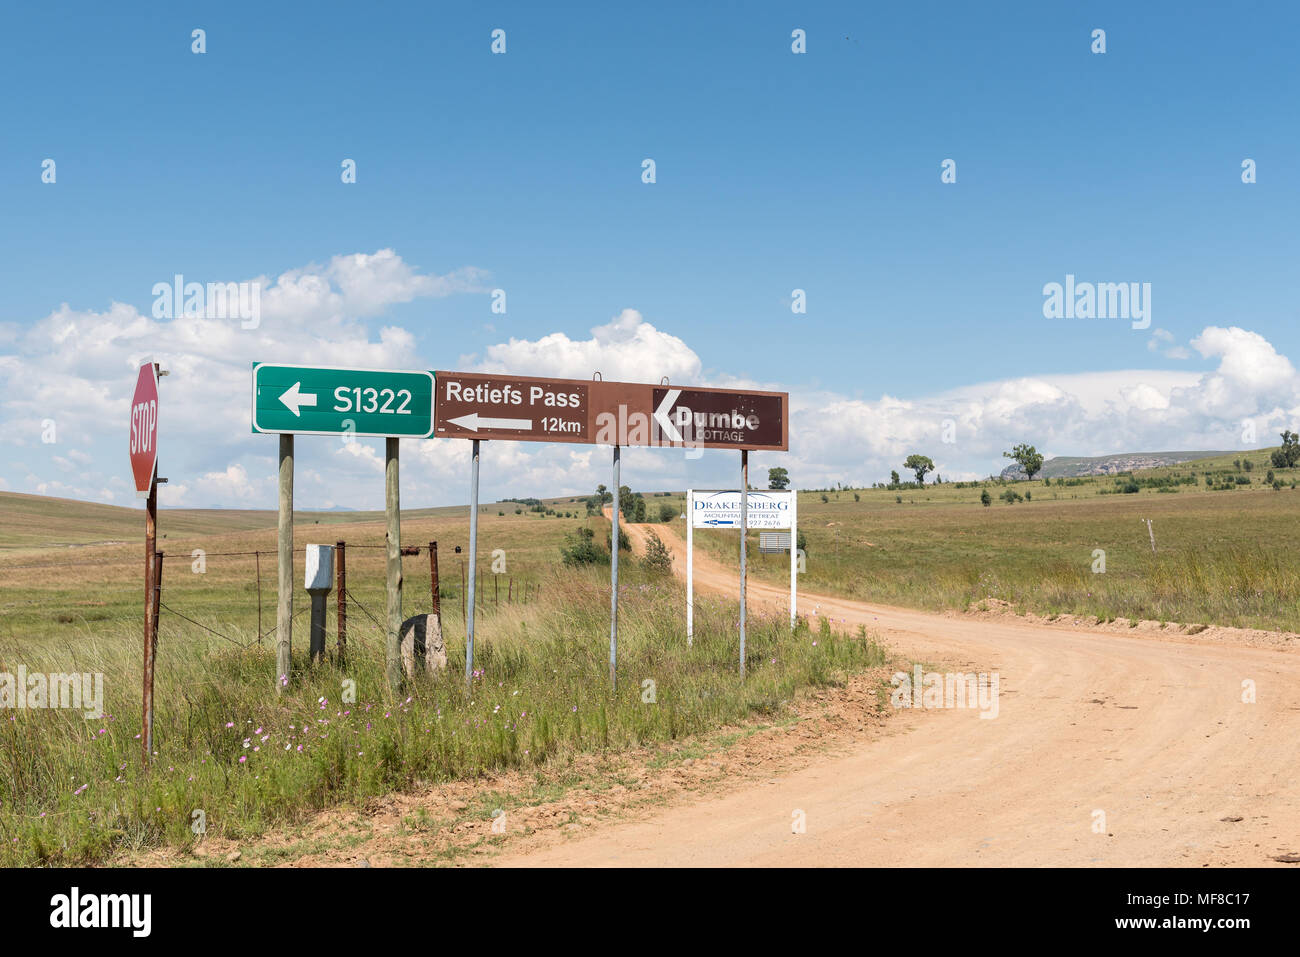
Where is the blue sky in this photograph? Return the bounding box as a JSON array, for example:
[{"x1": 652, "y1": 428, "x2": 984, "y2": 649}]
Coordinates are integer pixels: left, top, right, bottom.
[{"x1": 2, "y1": 2, "x2": 1298, "y2": 509}]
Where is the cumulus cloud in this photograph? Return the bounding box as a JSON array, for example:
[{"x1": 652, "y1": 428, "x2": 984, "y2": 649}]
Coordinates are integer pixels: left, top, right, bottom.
[
  {"x1": 1, "y1": 250, "x2": 488, "y2": 508},
  {"x1": 472, "y1": 309, "x2": 702, "y2": 383},
  {"x1": 4, "y1": 258, "x2": 1298, "y2": 510},
  {"x1": 787, "y1": 327, "x2": 1300, "y2": 487}
]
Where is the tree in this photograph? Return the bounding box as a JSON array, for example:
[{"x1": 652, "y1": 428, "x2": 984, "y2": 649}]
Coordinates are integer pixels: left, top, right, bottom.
[
  {"x1": 889, "y1": 470, "x2": 900, "y2": 487},
  {"x1": 596, "y1": 483, "x2": 611, "y2": 504},
  {"x1": 903, "y1": 454, "x2": 934, "y2": 485},
  {"x1": 980, "y1": 488, "x2": 992, "y2": 507},
  {"x1": 1270, "y1": 430, "x2": 1300, "y2": 469},
  {"x1": 1003, "y1": 443, "x2": 1045, "y2": 481},
  {"x1": 767, "y1": 467, "x2": 790, "y2": 490}
]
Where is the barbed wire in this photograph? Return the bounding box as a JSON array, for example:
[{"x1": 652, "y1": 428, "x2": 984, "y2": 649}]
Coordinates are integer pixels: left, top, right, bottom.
[{"x1": 0, "y1": 544, "x2": 422, "y2": 570}]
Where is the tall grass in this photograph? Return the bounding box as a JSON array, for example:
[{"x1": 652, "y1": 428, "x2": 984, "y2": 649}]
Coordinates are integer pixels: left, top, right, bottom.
[
  {"x1": 709, "y1": 489, "x2": 1300, "y2": 631},
  {"x1": 0, "y1": 566, "x2": 885, "y2": 866}
]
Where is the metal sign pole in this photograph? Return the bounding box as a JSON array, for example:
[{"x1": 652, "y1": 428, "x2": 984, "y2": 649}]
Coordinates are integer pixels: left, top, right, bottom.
[
  {"x1": 276, "y1": 434, "x2": 294, "y2": 693},
  {"x1": 384, "y1": 437, "x2": 402, "y2": 692},
  {"x1": 739, "y1": 451, "x2": 748, "y2": 678},
  {"x1": 609, "y1": 445, "x2": 620, "y2": 689},
  {"x1": 686, "y1": 488, "x2": 694, "y2": 645},
  {"x1": 465, "y1": 439, "x2": 480, "y2": 690},
  {"x1": 789, "y1": 489, "x2": 797, "y2": 629}
]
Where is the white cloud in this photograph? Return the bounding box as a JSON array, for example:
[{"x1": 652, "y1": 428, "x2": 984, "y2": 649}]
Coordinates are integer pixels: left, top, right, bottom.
[
  {"x1": 1147, "y1": 327, "x2": 1191, "y2": 360},
  {"x1": 1, "y1": 250, "x2": 488, "y2": 509},
  {"x1": 6, "y1": 253, "x2": 1298, "y2": 509},
  {"x1": 472, "y1": 309, "x2": 702, "y2": 383},
  {"x1": 787, "y1": 326, "x2": 1300, "y2": 487}
]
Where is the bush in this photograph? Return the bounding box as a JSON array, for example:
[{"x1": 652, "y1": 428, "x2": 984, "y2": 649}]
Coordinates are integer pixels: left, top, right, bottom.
[
  {"x1": 641, "y1": 531, "x2": 673, "y2": 574},
  {"x1": 659, "y1": 503, "x2": 676, "y2": 523},
  {"x1": 559, "y1": 527, "x2": 607, "y2": 566},
  {"x1": 980, "y1": 489, "x2": 992, "y2": 507},
  {"x1": 1000, "y1": 489, "x2": 1023, "y2": 504}
]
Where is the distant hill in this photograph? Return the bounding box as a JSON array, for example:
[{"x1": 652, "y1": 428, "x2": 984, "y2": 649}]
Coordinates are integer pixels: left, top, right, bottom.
[{"x1": 999, "y1": 451, "x2": 1237, "y2": 480}]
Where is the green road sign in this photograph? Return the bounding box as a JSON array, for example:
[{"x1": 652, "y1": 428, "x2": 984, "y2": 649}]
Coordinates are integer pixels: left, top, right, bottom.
[{"x1": 251, "y1": 363, "x2": 435, "y2": 437}]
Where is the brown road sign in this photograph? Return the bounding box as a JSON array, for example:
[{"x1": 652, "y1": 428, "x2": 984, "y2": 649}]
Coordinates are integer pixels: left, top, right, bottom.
[{"x1": 433, "y1": 371, "x2": 787, "y2": 451}]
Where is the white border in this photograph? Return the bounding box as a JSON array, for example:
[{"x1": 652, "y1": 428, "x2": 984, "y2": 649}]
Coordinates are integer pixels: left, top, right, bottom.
[
  {"x1": 133, "y1": 356, "x2": 159, "y2": 499},
  {"x1": 250, "y1": 362, "x2": 436, "y2": 438}
]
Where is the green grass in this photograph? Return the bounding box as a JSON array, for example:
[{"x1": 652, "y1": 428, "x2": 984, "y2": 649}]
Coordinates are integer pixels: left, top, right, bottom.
[
  {"x1": 693, "y1": 447, "x2": 1300, "y2": 632},
  {"x1": 0, "y1": 561, "x2": 885, "y2": 866}
]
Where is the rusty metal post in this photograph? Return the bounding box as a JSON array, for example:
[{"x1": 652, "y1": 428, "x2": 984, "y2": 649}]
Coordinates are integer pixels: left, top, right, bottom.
[
  {"x1": 335, "y1": 540, "x2": 346, "y2": 664},
  {"x1": 153, "y1": 551, "x2": 163, "y2": 636},
  {"x1": 142, "y1": 481, "x2": 157, "y2": 769}
]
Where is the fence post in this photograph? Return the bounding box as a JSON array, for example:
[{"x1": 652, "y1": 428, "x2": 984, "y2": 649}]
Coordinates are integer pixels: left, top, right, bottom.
[
  {"x1": 335, "y1": 540, "x2": 346, "y2": 664},
  {"x1": 429, "y1": 541, "x2": 440, "y2": 615}
]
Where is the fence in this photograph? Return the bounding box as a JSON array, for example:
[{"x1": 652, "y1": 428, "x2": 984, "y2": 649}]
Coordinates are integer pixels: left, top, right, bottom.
[{"x1": 0, "y1": 539, "x2": 543, "y2": 658}]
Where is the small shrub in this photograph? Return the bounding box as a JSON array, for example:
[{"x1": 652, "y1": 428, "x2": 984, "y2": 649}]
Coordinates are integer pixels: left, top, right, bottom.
[
  {"x1": 559, "y1": 527, "x2": 607, "y2": 566},
  {"x1": 641, "y1": 531, "x2": 673, "y2": 575}
]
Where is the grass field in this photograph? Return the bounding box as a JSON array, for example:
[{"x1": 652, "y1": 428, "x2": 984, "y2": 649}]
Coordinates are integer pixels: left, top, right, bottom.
[
  {"x1": 0, "y1": 493, "x2": 884, "y2": 866},
  {"x1": 692, "y1": 448, "x2": 1300, "y2": 632},
  {"x1": 2, "y1": 444, "x2": 1297, "y2": 864}
]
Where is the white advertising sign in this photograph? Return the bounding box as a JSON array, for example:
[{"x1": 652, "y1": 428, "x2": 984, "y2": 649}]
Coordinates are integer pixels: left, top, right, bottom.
[
  {"x1": 691, "y1": 489, "x2": 793, "y2": 529},
  {"x1": 686, "y1": 488, "x2": 798, "y2": 642}
]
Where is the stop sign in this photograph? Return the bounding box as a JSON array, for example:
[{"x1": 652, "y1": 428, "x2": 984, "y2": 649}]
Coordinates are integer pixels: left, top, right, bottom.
[{"x1": 129, "y1": 361, "x2": 159, "y2": 497}]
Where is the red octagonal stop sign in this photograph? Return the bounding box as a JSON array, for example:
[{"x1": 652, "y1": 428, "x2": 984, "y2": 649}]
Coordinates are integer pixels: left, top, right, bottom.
[{"x1": 129, "y1": 361, "x2": 159, "y2": 497}]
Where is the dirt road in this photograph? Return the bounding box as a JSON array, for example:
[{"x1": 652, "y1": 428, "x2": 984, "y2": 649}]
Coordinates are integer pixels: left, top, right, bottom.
[{"x1": 496, "y1": 516, "x2": 1300, "y2": 867}]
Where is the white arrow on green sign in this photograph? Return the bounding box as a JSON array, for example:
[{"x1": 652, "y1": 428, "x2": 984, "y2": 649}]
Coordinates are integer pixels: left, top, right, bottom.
[{"x1": 251, "y1": 362, "x2": 435, "y2": 437}]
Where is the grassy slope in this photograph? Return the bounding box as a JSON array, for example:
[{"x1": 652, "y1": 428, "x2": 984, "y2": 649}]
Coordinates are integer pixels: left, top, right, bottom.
[{"x1": 691, "y1": 446, "x2": 1300, "y2": 631}]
